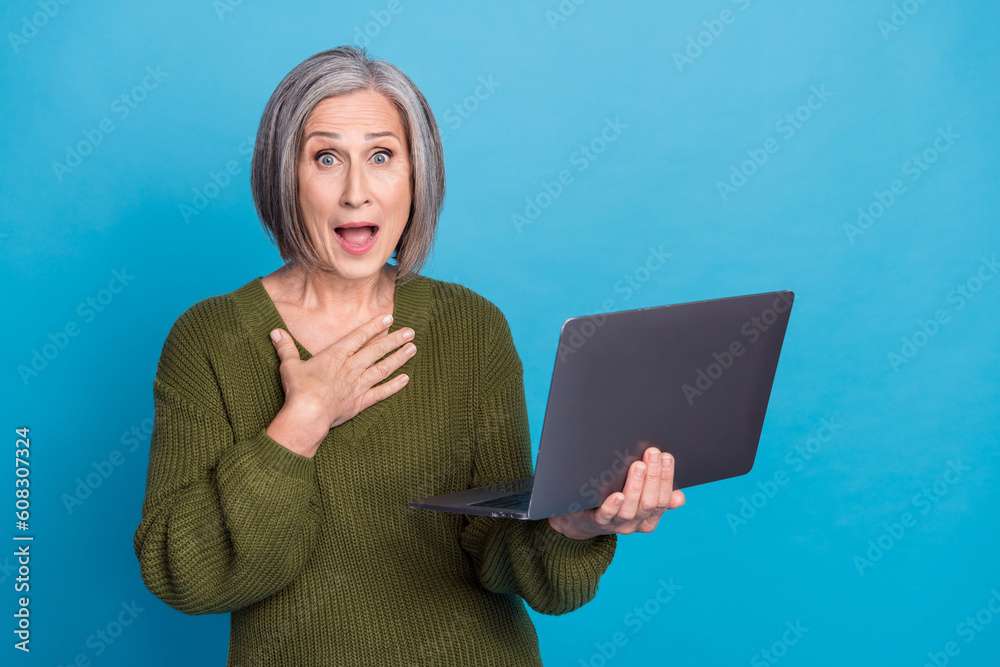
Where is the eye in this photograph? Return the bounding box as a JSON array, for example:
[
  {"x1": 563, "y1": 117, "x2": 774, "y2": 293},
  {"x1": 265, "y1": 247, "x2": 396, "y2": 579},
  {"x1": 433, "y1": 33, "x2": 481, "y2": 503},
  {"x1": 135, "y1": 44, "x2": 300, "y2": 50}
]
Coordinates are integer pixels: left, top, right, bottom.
[
  {"x1": 372, "y1": 150, "x2": 391, "y2": 165},
  {"x1": 318, "y1": 153, "x2": 336, "y2": 167}
]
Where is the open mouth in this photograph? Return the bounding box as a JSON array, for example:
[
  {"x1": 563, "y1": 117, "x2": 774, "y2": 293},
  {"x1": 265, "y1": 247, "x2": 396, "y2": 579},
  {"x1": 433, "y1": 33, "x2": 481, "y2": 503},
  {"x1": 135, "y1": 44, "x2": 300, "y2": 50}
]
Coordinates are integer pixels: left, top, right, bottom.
[{"x1": 334, "y1": 224, "x2": 379, "y2": 247}]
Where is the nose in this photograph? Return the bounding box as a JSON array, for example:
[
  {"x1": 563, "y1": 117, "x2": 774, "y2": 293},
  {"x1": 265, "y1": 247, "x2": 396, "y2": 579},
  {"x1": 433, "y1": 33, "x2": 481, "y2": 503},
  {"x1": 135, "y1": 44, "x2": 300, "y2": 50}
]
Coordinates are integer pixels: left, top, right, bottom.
[{"x1": 341, "y1": 160, "x2": 371, "y2": 208}]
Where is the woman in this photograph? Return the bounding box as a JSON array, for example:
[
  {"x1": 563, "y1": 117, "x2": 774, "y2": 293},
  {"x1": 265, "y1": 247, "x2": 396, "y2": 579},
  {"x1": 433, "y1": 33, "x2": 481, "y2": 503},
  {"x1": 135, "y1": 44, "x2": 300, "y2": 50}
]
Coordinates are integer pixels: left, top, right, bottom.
[{"x1": 134, "y1": 46, "x2": 685, "y2": 666}]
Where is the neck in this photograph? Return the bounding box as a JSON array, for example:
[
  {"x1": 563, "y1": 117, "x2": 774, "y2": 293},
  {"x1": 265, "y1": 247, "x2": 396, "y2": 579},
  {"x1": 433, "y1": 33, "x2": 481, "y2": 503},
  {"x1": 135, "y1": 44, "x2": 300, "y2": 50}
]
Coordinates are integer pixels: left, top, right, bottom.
[{"x1": 281, "y1": 262, "x2": 396, "y2": 316}]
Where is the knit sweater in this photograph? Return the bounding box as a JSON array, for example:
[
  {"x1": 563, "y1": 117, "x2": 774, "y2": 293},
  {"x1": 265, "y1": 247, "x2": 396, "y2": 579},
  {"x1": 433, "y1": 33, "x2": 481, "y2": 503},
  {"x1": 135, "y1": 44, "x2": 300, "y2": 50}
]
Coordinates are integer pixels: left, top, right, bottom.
[{"x1": 133, "y1": 272, "x2": 617, "y2": 666}]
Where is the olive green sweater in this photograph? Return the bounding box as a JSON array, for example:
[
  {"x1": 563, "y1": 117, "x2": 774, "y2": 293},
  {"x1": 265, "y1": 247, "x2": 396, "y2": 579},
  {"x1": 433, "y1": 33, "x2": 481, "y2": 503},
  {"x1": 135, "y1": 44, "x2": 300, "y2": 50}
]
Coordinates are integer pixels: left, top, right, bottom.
[{"x1": 134, "y1": 272, "x2": 617, "y2": 666}]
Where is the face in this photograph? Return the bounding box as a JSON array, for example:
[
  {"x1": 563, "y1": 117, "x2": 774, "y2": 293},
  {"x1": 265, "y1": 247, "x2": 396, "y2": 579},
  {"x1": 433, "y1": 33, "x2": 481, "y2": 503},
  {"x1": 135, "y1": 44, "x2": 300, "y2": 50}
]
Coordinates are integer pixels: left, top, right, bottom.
[{"x1": 296, "y1": 89, "x2": 411, "y2": 282}]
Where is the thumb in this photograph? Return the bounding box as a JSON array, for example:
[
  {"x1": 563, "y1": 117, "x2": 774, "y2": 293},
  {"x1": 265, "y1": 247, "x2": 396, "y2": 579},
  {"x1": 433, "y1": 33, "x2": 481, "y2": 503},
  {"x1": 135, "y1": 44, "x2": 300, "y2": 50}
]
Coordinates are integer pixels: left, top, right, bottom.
[{"x1": 269, "y1": 329, "x2": 296, "y2": 361}]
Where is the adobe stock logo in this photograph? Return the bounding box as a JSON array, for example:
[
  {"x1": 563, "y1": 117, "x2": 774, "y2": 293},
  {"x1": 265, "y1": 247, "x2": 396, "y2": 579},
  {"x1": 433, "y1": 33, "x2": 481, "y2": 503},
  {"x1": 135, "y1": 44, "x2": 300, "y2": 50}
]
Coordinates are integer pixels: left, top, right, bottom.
[
  {"x1": 726, "y1": 416, "x2": 842, "y2": 534},
  {"x1": 843, "y1": 126, "x2": 958, "y2": 243},
  {"x1": 886, "y1": 254, "x2": 996, "y2": 372},
  {"x1": 511, "y1": 117, "x2": 627, "y2": 233},
  {"x1": 351, "y1": 0, "x2": 407, "y2": 47},
  {"x1": 556, "y1": 245, "x2": 671, "y2": 363},
  {"x1": 716, "y1": 85, "x2": 833, "y2": 202},
  {"x1": 921, "y1": 588, "x2": 1000, "y2": 667},
  {"x1": 877, "y1": 0, "x2": 932, "y2": 40},
  {"x1": 61, "y1": 414, "x2": 153, "y2": 514},
  {"x1": 213, "y1": 0, "x2": 246, "y2": 20},
  {"x1": 51, "y1": 66, "x2": 169, "y2": 181},
  {"x1": 52, "y1": 600, "x2": 144, "y2": 665},
  {"x1": 17, "y1": 268, "x2": 135, "y2": 385},
  {"x1": 544, "y1": 0, "x2": 589, "y2": 30},
  {"x1": 440, "y1": 75, "x2": 501, "y2": 136},
  {"x1": 6, "y1": 0, "x2": 71, "y2": 54},
  {"x1": 681, "y1": 292, "x2": 792, "y2": 406},
  {"x1": 578, "y1": 578, "x2": 682, "y2": 666},
  {"x1": 750, "y1": 620, "x2": 809, "y2": 667},
  {"x1": 852, "y1": 459, "x2": 969, "y2": 576},
  {"x1": 672, "y1": 0, "x2": 754, "y2": 73},
  {"x1": 178, "y1": 135, "x2": 254, "y2": 224}
]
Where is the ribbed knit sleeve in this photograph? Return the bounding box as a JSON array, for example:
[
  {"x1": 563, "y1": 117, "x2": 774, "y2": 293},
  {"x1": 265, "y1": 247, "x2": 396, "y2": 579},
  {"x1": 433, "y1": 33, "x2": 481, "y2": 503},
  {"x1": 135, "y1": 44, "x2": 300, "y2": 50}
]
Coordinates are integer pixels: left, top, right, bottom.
[
  {"x1": 133, "y1": 308, "x2": 323, "y2": 615},
  {"x1": 458, "y1": 306, "x2": 617, "y2": 615}
]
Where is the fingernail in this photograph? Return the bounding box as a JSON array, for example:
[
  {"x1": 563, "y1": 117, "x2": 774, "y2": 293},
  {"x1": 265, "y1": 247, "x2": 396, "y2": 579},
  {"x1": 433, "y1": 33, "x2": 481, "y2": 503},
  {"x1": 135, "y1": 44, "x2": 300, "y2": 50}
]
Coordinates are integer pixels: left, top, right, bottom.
[
  {"x1": 614, "y1": 496, "x2": 624, "y2": 506},
  {"x1": 651, "y1": 451, "x2": 660, "y2": 464},
  {"x1": 663, "y1": 455, "x2": 673, "y2": 469},
  {"x1": 382, "y1": 314, "x2": 393, "y2": 325},
  {"x1": 636, "y1": 463, "x2": 646, "y2": 476},
  {"x1": 403, "y1": 327, "x2": 414, "y2": 340},
  {"x1": 270, "y1": 329, "x2": 281, "y2": 343}
]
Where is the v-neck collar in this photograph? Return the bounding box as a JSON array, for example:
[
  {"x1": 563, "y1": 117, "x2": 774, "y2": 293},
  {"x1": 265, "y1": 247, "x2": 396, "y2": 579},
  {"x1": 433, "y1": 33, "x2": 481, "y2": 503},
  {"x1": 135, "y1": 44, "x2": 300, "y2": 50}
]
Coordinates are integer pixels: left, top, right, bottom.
[{"x1": 231, "y1": 271, "x2": 431, "y2": 438}]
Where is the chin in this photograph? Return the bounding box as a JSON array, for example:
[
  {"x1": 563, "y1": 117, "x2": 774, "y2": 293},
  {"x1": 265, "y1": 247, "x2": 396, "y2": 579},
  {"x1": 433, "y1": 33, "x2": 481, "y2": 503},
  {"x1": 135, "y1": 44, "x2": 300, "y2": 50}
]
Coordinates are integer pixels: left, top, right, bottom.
[{"x1": 323, "y1": 257, "x2": 387, "y2": 280}]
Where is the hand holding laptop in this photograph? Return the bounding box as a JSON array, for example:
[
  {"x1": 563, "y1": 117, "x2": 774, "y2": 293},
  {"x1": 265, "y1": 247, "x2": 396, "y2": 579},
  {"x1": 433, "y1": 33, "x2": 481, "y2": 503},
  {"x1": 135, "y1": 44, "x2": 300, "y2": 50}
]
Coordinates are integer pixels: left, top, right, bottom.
[
  {"x1": 409, "y1": 290, "x2": 793, "y2": 523},
  {"x1": 546, "y1": 445, "x2": 686, "y2": 540}
]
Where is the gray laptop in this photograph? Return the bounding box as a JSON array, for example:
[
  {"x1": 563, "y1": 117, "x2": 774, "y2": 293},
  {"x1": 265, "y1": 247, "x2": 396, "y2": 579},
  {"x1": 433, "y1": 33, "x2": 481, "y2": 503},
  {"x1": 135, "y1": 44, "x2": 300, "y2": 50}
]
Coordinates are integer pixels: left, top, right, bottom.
[{"x1": 408, "y1": 289, "x2": 794, "y2": 520}]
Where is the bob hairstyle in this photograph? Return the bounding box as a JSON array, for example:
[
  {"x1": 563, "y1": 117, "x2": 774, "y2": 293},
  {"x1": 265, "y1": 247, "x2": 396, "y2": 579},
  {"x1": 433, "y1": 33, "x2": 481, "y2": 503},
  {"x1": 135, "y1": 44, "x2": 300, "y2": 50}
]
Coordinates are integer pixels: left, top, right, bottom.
[{"x1": 251, "y1": 46, "x2": 445, "y2": 285}]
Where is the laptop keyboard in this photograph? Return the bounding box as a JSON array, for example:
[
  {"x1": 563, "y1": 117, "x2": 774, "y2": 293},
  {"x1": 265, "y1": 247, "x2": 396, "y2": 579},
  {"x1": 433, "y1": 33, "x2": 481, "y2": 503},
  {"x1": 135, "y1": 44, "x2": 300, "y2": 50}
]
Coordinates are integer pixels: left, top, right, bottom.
[{"x1": 469, "y1": 492, "x2": 531, "y2": 511}]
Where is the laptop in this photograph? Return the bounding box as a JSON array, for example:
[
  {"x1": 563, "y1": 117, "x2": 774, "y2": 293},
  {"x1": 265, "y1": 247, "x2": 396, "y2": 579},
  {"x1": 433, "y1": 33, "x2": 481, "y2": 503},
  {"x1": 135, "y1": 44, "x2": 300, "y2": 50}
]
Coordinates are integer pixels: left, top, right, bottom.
[{"x1": 408, "y1": 289, "x2": 794, "y2": 520}]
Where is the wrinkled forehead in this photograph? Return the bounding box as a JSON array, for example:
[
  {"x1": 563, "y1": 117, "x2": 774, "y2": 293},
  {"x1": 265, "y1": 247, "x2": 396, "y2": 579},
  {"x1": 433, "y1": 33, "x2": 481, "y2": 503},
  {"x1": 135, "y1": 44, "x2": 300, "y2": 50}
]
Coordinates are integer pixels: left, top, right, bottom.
[{"x1": 301, "y1": 91, "x2": 408, "y2": 146}]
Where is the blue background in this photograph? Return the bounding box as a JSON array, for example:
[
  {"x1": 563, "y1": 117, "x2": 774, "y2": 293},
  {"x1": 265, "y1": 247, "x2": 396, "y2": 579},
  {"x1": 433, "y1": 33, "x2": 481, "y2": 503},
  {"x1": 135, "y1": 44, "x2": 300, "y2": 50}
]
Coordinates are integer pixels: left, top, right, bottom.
[{"x1": 2, "y1": 1, "x2": 998, "y2": 665}]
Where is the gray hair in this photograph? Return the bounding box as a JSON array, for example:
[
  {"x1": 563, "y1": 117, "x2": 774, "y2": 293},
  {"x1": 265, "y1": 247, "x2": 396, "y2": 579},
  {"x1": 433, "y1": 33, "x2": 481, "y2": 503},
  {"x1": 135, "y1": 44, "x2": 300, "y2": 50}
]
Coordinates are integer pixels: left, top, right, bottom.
[{"x1": 251, "y1": 46, "x2": 445, "y2": 285}]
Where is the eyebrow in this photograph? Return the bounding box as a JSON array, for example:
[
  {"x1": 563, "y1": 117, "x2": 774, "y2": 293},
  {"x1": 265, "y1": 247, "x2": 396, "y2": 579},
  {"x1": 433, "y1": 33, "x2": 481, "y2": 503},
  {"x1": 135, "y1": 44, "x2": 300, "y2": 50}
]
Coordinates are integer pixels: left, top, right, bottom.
[{"x1": 303, "y1": 131, "x2": 400, "y2": 142}]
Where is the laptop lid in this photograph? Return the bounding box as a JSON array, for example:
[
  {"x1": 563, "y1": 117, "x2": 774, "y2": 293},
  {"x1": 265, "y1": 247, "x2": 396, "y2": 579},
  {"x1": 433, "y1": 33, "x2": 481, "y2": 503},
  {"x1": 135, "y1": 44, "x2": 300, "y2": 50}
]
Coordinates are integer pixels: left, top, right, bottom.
[{"x1": 525, "y1": 290, "x2": 794, "y2": 519}]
